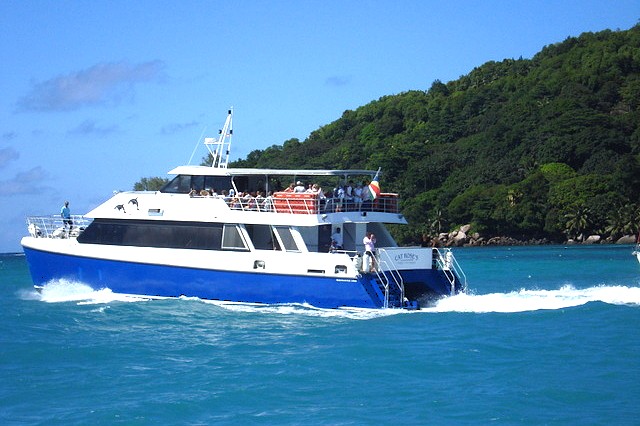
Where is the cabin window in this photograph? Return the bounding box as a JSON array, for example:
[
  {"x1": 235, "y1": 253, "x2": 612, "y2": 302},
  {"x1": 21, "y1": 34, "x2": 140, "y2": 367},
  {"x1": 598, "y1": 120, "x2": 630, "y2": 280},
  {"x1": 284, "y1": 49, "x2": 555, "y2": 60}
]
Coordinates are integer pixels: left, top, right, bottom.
[
  {"x1": 245, "y1": 224, "x2": 280, "y2": 251},
  {"x1": 222, "y1": 224, "x2": 248, "y2": 251},
  {"x1": 78, "y1": 219, "x2": 229, "y2": 250},
  {"x1": 204, "y1": 176, "x2": 233, "y2": 194},
  {"x1": 160, "y1": 175, "x2": 233, "y2": 194},
  {"x1": 191, "y1": 175, "x2": 205, "y2": 192},
  {"x1": 161, "y1": 175, "x2": 192, "y2": 193},
  {"x1": 274, "y1": 226, "x2": 299, "y2": 252}
]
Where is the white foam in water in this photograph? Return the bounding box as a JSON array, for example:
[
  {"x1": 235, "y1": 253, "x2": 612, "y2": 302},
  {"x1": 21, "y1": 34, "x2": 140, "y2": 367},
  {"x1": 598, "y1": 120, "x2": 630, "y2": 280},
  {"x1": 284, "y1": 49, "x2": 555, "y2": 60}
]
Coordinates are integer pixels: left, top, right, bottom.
[
  {"x1": 36, "y1": 279, "x2": 151, "y2": 304},
  {"x1": 203, "y1": 299, "x2": 404, "y2": 320},
  {"x1": 31, "y1": 280, "x2": 640, "y2": 316},
  {"x1": 424, "y1": 284, "x2": 640, "y2": 313}
]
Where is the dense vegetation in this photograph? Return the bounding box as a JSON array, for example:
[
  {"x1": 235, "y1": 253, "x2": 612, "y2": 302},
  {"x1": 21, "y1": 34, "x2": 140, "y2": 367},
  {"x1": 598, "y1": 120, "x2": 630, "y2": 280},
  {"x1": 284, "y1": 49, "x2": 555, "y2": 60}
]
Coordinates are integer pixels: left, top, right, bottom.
[{"x1": 138, "y1": 25, "x2": 640, "y2": 244}]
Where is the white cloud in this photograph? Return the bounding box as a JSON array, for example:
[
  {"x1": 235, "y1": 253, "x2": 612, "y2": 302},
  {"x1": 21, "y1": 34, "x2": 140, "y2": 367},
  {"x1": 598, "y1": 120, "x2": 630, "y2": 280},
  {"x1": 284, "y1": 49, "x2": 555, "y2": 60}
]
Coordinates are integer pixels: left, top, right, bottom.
[
  {"x1": 325, "y1": 75, "x2": 352, "y2": 86},
  {"x1": 0, "y1": 147, "x2": 19, "y2": 169},
  {"x1": 0, "y1": 166, "x2": 49, "y2": 196},
  {"x1": 18, "y1": 60, "x2": 165, "y2": 112},
  {"x1": 2, "y1": 132, "x2": 17, "y2": 141},
  {"x1": 161, "y1": 121, "x2": 199, "y2": 135},
  {"x1": 68, "y1": 120, "x2": 118, "y2": 137}
]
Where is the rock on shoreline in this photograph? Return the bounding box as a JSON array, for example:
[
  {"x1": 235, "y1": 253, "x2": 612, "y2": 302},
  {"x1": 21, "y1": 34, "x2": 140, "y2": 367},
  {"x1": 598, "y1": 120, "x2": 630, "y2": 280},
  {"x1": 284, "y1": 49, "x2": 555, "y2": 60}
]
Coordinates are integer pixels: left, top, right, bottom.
[{"x1": 426, "y1": 225, "x2": 638, "y2": 247}]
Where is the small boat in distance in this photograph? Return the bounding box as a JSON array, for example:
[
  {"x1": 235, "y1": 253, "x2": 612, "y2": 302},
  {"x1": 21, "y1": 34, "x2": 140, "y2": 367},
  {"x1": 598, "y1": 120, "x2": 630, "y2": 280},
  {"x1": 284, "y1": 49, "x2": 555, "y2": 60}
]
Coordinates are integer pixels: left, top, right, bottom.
[{"x1": 21, "y1": 109, "x2": 466, "y2": 309}]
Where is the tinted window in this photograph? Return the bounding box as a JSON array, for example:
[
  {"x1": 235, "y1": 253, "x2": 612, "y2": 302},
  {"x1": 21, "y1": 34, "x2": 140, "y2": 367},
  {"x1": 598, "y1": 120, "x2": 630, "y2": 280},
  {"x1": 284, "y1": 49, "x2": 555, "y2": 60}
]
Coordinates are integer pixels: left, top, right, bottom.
[
  {"x1": 78, "y1": 219, "x2": 227, "y2": 250},
  {"x1": 245, "y1": 224, "x2": 280, "y2": 250},
  {"x1": 222, "y1": 224, "x2": 247, "y2": 250},
  {"x1": 161, "y1": 175, "x2": 192, "y2": 193},
  {"x1": 274, "y1": 226, "x2": 299, "y2": 252}
]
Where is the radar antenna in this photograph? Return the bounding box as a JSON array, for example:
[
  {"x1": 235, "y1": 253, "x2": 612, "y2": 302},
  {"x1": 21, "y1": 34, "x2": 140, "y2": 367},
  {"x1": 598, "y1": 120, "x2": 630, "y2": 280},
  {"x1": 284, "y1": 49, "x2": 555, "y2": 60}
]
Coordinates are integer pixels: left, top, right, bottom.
[{"x1": 204, "y1": 108, "x2": 233, "y2": 168}]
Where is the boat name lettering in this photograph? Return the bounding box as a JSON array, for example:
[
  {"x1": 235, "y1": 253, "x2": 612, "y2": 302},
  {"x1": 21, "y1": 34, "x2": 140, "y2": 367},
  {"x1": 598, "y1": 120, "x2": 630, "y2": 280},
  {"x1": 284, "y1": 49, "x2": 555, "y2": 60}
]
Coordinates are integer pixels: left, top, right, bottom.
[{"x1": 394, "y1": 252, "x2": 419, "y2": 263}]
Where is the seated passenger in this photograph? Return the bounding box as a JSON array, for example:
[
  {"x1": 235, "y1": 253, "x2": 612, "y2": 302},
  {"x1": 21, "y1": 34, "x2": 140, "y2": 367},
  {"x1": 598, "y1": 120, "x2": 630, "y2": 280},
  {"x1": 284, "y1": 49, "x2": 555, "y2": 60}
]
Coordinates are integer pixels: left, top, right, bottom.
[
  {"x1": 284, "y1": 183, "x2": 295, "y2": 192},
  {"x1": 231, "y1": 194, "x2": 242, "y2": 209},
  {"x1": 307, "y1": 183, "x2": 323, "y2": 196},
  {"x1": 262, "y1": 191, "x2": 274, "y2": 212},
  {"x1": 243, "y1": 192, "x2": 256, "y2": 210},
  {"x1": 255, "y1": 191, "x2": 265, "y2": 211},
  {"x1": 330, "y1": 227, "x2": 343, "y2": 251},
  {"x1": 294, "y1": 181, "x2": 306, "y2": 193}
]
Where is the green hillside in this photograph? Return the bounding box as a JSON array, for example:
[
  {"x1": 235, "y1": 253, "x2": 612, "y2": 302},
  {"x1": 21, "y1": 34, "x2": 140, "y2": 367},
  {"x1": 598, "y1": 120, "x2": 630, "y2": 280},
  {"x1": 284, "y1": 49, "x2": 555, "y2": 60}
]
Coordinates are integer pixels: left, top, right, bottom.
[{"x1": 226, "y1": 25, "x2": 640, "y2": 244}]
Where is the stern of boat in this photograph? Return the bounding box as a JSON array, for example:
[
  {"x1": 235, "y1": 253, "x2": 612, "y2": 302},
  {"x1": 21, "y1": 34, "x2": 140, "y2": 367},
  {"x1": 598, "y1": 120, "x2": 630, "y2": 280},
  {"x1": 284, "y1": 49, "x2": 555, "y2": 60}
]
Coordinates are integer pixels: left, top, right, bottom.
[{"x1": 359, "y1": 246, "x2": 466, "y2": 309}]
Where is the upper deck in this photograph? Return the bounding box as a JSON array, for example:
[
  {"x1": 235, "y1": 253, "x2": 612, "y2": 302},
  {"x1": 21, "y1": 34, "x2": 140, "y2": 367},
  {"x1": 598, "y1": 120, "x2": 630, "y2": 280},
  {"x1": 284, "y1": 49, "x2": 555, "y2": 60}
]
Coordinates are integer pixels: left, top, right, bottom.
[
  {"x1": 83, "y1": 189, "x2": 406, "y2": 226},
  {"x1": 233, "y1": 191, "x2": 399, "y2": 215}
]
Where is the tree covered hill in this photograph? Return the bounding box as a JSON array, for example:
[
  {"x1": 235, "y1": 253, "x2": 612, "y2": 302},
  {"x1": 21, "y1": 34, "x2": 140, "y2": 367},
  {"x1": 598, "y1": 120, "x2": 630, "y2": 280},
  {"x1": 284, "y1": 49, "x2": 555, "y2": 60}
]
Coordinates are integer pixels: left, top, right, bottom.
[{"x1": 139, "y1": 25, "x2": 640, "y2": 244}]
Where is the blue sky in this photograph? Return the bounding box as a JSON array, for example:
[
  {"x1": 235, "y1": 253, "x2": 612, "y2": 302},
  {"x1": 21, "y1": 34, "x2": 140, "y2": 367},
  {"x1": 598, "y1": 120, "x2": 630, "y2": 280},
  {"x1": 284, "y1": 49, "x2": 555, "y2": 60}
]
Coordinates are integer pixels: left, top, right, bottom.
[{"x1": 1, "y1": 1, "x2": 638, "y2": 252}]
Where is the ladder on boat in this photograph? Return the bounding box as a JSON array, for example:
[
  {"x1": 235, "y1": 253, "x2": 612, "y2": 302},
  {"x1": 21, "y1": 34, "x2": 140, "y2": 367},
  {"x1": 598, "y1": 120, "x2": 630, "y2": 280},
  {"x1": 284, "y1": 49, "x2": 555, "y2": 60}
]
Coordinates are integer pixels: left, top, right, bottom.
[
  {"x1": 371, "y1": 248, "x2": 405, "y2": 308},
  {"x1": 433, "y1": 248, "x2": 467, "y2": 294}
]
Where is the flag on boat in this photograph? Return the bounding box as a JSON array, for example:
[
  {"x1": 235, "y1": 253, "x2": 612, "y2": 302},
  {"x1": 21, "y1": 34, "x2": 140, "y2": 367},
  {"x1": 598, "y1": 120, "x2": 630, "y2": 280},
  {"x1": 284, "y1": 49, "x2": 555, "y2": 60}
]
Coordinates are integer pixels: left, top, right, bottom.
[{"x1": 368, "y1": 169, "x2": 381, "y2": 200}]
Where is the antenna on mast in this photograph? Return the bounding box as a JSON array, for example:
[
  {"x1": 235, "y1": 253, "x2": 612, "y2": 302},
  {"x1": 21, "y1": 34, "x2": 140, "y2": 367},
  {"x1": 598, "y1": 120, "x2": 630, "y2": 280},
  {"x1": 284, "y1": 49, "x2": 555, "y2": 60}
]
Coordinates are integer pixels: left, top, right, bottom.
[{"x1": 204, "y1": 108, "x2": 233, "y2": 168}]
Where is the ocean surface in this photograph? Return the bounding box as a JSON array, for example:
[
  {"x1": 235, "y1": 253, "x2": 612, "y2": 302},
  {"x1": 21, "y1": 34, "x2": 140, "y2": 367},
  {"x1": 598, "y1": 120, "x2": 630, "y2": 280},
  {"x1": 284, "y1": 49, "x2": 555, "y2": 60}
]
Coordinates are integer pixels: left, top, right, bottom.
[{"x1": 1, "y1": 245, "x2": 639, "y2": 425}]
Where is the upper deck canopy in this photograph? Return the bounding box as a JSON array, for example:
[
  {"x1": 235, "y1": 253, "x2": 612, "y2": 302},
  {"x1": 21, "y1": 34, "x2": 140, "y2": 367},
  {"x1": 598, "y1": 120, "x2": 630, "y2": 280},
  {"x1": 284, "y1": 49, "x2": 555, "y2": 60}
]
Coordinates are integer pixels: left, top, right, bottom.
[{"x1": 167, "y1": 166, "x2": 380, "y2": 179}]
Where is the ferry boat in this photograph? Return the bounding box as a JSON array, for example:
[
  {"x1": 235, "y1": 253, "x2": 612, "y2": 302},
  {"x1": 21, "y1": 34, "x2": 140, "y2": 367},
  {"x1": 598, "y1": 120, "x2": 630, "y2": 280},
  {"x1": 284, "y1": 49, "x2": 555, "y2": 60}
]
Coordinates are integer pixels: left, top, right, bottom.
[{"x1": 21, "y1": 110, "x2": 466, "y2": 309}]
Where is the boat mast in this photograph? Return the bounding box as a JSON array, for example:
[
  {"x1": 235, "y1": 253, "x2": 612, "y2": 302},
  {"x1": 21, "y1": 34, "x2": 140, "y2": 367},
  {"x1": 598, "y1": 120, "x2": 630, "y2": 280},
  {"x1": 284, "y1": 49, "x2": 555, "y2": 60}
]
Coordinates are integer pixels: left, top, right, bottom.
[{"x1": 204, "y1": 108, "x2": 233, "y2": 168}]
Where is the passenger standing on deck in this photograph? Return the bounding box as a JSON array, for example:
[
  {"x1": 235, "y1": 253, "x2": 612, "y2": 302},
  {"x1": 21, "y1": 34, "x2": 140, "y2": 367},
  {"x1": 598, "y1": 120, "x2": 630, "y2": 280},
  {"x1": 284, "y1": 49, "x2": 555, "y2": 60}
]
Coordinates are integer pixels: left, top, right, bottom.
[
  {"x1": 354, "y1": 183, "x2": 363, "y2": 211},
  {"x1": 61, "y1": 201, "x2": 72, "y2": 236},
  {"x1": 363, "y1": 231, "x2": 377, "y2": 272}
]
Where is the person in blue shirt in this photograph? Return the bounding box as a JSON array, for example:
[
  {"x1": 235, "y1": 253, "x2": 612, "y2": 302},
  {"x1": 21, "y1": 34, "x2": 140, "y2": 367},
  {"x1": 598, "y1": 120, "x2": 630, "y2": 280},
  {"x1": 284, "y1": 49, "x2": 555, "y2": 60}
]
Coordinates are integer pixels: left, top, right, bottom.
[{"x1": 61, "y1": 201, "x2": 72, "y2": 235}]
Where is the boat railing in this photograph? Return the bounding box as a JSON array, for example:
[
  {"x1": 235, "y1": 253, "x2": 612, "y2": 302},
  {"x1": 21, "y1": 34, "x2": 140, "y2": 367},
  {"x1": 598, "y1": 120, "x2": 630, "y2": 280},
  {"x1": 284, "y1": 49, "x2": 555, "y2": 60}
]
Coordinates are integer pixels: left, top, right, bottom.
[
  {"x1": 25, "y1": 215, "x2": 92, "y2": 239},
  {"x1": 376, "y1": 248, "x2": 405, "y2": 308},
  {"x1": 202, "y1": 192, "x2": 400, "y2": 214},
  {"x1": 191, "y1": 192, "x2": 400, "y2": 214},
  {"x1": 432, "y1": 248, "x2": 467, "y2": 294}
]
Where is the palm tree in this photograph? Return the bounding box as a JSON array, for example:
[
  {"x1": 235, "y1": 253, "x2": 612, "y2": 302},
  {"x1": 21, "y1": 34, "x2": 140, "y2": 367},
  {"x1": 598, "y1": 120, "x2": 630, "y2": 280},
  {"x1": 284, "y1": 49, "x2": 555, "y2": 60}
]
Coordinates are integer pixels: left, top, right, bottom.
[
  {"x1": 564, "y1": 205, "x2": 591, "y2": 241},
  {"x1": 605, "y1": 203, "x2": 640, "y2": 239},
  {"x1": 430, "y1": 209, "x2": 445, "y2": 235}
]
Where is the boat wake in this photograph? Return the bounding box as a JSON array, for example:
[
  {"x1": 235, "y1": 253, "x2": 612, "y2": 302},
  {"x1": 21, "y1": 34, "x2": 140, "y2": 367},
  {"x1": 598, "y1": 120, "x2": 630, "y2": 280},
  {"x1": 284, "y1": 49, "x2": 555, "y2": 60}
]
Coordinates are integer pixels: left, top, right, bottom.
[
  {"x1": 423, "y1": 284, "x2": 640, "y2": 313},
  {"x1": 27, "y1": 279, "x2": 153, "y2": 304},
  {"x1": 25, "y1": 280, "x2": 401, "y2": 319},
  {"x1": 26, "y1": 280, "x2": 640, "y2": 317},
  {"x1": 201, "y1": 299, "x2": 404, "y2": 320}
]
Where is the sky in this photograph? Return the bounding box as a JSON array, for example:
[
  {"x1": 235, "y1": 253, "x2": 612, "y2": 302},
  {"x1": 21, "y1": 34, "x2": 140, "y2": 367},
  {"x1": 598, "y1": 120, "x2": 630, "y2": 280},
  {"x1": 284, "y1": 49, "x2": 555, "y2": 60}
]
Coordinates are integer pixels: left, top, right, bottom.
[{"x1": 1, "y1": 1, "x2": 638, "y2": 253}]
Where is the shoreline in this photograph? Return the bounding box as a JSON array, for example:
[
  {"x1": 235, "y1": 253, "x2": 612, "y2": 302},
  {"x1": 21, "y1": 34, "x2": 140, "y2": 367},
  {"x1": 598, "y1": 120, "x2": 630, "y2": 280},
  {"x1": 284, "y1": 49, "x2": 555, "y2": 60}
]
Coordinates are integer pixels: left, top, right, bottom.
[{"x1": 422, "y1": 226, "x2": 638, "y2": 248}]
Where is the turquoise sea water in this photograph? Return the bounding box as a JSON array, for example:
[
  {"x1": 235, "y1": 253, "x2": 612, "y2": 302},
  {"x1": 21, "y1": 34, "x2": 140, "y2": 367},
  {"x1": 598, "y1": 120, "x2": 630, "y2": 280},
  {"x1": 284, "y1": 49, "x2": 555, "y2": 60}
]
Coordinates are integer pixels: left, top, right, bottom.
[{"x1": 1, "y1": 245, "x2": 639, "y2": 425}]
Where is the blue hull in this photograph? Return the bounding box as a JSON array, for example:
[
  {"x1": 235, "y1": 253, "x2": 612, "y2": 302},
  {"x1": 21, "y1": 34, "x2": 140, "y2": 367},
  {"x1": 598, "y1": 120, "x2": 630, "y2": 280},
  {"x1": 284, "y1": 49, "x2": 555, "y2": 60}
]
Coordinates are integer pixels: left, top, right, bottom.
[
  {"x1": 23, "y1": 247, "x2": 461, "y2": 309},
  {"x1": 23, "y1": 247, "x2": 384, "y2": 309}
]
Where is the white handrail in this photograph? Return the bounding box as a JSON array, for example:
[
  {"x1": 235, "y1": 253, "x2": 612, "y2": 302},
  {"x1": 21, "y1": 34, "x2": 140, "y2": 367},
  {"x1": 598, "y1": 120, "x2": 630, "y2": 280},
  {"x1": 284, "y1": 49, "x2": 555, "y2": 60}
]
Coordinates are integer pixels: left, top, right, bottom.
[
  {"x1": 192, "y1": 193, "x2": 401, "y2": 215},
  {"x1": 433, "y1": 248, "x2": 467, "y2": 293},
  {"x1": 377, "y1": 248, "x2": 405, "y2": 305},
  {"x1": 26, "y1": 215, "x2": 92, "y2": 239}
]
